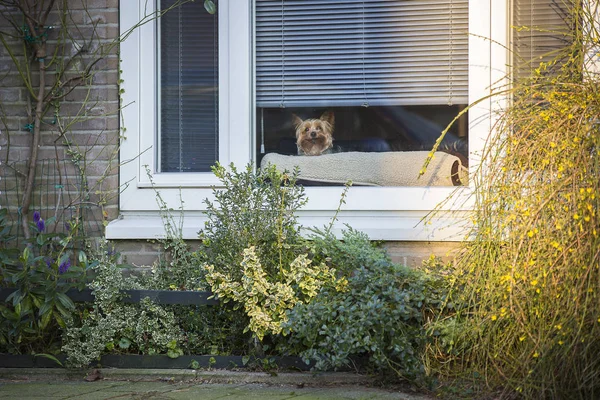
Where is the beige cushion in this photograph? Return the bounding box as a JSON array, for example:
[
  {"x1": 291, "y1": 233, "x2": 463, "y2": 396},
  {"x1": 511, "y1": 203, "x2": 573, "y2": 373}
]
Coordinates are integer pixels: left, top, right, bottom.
[{"x1": 260, "y1": 151, "x2": 467, "y2": 187}]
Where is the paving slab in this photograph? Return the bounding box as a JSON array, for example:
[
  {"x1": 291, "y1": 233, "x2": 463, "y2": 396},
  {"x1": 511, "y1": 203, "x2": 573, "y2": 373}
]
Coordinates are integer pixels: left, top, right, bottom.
[{"x1": 0, "y1": 369, "x2": 433, "y2": 400}]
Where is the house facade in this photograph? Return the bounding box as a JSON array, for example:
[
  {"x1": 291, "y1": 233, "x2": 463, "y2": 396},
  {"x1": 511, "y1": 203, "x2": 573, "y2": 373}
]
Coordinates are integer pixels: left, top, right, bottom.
[{"x1": 0, "y1": 0, "x2": 567, "y2": 266}]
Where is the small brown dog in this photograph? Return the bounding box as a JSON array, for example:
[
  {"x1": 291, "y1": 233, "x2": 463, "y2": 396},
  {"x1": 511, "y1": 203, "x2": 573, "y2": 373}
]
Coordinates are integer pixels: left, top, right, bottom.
[{"x1": 292, "y1": 111, "x2": 334, "y2": 156}]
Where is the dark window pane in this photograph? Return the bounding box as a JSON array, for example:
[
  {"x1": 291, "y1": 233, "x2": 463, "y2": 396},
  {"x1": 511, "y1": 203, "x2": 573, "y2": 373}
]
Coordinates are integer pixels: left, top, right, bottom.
[{"x1": 160, "y1": 0, "x2": 218, "y2": 172}]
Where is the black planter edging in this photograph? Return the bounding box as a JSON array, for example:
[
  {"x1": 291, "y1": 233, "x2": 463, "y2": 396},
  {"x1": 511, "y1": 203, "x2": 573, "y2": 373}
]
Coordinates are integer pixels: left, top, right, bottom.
[
  {"x1": 0, "y1": 289, "x2": 309, "y2": 370},
  {"x1": 0, "y1": 288, "x2": 311, "y2": 370},
  {"x1": 0, "y1": 288, "x2": 219, "y2": 306},
  {"x1": 0, "y1": 354, "x2": 68, "y2": 368},
  {"x1": 98, "y1": 354, "x2": 311, "y2": 370},
  {"x1": 0, "y1": 354, "x2": 311, "y2": 370}
]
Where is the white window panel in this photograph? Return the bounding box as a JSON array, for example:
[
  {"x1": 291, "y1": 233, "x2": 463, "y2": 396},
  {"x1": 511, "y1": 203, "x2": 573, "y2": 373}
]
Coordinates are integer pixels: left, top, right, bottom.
[
  {"x1": 109, "y1": 0, "x2": 507, "y2": 241},
  {"x1": 117, "y1": 0, "x2": 251, "y2": 212}
]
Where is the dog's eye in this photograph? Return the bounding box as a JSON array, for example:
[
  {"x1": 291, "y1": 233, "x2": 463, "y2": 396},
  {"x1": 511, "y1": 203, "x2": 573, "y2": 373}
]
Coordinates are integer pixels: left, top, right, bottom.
[
  {"x1": 316, "y1": 126, "x2": 321, "y2": 130},
  {"x1": 305, "y1": 127, "x2": 309, "y2": 132}
]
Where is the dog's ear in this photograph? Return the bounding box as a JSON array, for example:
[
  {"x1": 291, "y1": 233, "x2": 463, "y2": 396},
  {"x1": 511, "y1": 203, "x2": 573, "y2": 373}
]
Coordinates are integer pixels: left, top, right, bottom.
[
  {"x1": 320, "y1": 111, "x2": 335, "y2": 128},
  {"x1": 291, "y1": 114, "x2": 303, "y2": 130}
]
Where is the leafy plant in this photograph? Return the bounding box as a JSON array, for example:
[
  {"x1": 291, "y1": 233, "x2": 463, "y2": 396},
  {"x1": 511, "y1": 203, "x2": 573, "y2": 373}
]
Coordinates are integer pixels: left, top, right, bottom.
[
  {"x1": 200, "y1": 163, "x2": 349, "y2": 342},
  {"x1": 306, "y1": 225, "x2": 391, "y2": 276},
  {"x1": 205, "y1": 246, "x2": 345, "y2": 340},
  {"x1": 0, "y1": 210, "x2": 95, "y2": 354},
  {"x1": 167, "y1": 304, "x2": 249, "y2": 356},
  {"x1": 281, "y1": 228, "x2": 449, "y2": 384},
  {"x1": 199, "y1": 163, "x2": 308, "y2": 282},
  {"x1": 142, "y1": 166, "x2": 207, "y2": 292},
  {"x1": 61, "y1": 246, "x2": 184, "y2": 367}
]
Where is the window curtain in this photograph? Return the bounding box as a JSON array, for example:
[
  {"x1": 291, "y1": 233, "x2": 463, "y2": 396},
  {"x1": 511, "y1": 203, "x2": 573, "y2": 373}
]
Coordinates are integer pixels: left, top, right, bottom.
[
  {"x1": 255, "y1": 0, "x2": 469, "y2": 108},
  {"x1": 513, "y1": 0, "x2": 572, "y2": 79},
  {"x1": 160, "y1": 0, "x2": 218, "y2": 173}
]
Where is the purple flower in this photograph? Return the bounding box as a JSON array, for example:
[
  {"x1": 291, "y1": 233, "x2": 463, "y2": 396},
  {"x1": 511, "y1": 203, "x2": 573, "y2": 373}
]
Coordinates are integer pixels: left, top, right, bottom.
[
  {"x1": 33, "y1": 211, "x2": 41, "y2": 223},
  {"x1": 45, "y1": 257, "x2": 54, "y2": 268},
  {"x1": 58, "y1": 259, "x2": 71, "y2": 274},
  {"x1": 36, "y1": 218, "x2": 45, "y2": 232}
]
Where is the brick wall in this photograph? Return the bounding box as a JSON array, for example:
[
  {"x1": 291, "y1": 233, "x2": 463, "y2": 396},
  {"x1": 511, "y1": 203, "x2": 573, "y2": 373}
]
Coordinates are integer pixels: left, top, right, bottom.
[
  {"x1": 383, "y1": 241, "x2": 462, "y2": 267},
  {"x1": 0, "y1": 0, "x2": 119, "y2": 236},
  {"x1": 115, "y1": 239, "x2": 462, "y2": 270}
]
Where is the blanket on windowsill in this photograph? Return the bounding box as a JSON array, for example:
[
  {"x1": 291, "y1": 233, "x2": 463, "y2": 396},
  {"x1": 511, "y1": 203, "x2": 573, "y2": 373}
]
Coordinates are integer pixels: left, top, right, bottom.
[{"x1": 260, "y1": 151, "x2": 468, "y2": 187}]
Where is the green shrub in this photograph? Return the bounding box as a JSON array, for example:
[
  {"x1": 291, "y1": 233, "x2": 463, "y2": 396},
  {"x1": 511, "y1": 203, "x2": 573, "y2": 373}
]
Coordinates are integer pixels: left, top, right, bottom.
[
  {"x1": 199, "y1": 163, "x2": 307, "y2": 281},
  {"x1": 200, "y1": 164, "x2": 348, "y2": 342},
  {"x1": 306, "y1": 225, "x2": 392, "y2": 276},
  {"x1": 170, "y1": 304, "x2": 249, "y2": 356},
  {"x1": 61, "y1": 248, "x2": 185, "y2": 367},
  {"x1": 139, "y1": 237, "x2": 207, "y2": 292},
  {"x1": 205, "y1": 246, "x2": 345, "y2": 340},
  {"x1": 143, "y1": 167, "x2": 208, "y2": 292},
  {"x1": 282, "y1": 229, "x2": 448, "y2": 383}
]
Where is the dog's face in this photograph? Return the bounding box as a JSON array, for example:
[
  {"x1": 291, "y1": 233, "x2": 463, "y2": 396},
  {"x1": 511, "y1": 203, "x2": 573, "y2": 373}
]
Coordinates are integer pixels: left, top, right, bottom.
[{"x1": 292, "y1": 111, "x2": 334, "y2": 156}]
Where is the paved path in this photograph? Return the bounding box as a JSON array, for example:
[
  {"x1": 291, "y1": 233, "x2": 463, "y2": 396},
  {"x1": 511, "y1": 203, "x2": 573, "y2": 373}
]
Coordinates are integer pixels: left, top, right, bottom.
[
  {"x1": 0, "y1": 369, "x2": 433, "y2": 400},
  {"x1": 0, "y1": 380, "x2": 432, "y2": 399}
]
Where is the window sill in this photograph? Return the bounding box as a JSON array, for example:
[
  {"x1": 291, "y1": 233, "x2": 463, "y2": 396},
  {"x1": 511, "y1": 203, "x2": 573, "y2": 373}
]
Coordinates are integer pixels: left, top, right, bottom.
[{"x1": 105, "y1": 210, "x2": 470, "y2": 242}]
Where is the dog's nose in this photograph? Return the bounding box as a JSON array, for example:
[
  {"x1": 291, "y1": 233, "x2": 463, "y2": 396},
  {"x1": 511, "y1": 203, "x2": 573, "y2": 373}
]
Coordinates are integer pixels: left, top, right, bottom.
[{"x1": 310, "y1": 131, "x2": 317, "y2": 138}]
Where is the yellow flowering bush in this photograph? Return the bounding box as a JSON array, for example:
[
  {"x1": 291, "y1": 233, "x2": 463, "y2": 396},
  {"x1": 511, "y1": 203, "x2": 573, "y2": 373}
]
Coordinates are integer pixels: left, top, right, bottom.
[
  {"x1": 204, "y1": 246, "x2": 346, "y2": 340},
  {"x1": 427, "y1": 3, "x2": 600, "y2": 398}
]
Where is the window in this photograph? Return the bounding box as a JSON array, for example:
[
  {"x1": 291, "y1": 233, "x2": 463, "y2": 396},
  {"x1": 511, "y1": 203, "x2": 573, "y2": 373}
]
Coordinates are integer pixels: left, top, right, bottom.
[
  {"x1": 255, "y1": 0, "x2": 469, "y2": 187},
  {"x1": 111, "y1": 0, "x2": 503, "y2": 241},
  {"x1": 117, "y1": 0, "x2": 251, "y2": 209},
  {"x1": 159, "y1": 0, "x2": 219, "y2": 172}
]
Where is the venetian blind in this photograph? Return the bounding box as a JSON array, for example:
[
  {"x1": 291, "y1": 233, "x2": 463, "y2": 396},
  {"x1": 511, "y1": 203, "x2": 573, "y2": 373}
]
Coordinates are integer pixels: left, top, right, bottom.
[
  {"x1": 513, "y1": 0, "x2": 571, "y2": 79},
  {"x1": 160, "y1": 0, "x2": 218, "y2": 173},
  {"x1": 255, "y1": 0, "x2": 469, "y2": 108}
]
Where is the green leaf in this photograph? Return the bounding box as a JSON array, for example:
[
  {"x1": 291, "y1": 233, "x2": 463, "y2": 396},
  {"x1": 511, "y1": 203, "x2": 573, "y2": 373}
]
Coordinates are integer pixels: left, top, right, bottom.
[
  {"x1": 34, "y1": 353, "x2": 63, "y2": 367},
  {"x1": 39, "y1": 309, "x2": 53, "y2": 329},
  {"x1": 167, "y1": 348, "x2": 183, "y2": 359},
  {"x1": 0, "y1": 305, "x2": 17, "y2": 320},
  {"x1": 31, "y1": 293, "x2": 43, "y2": 309},
  {"x1": 20, "y1": 296, "x2": 33, "y2": 315},
  {"x1": 56, "y1": 292, "x2": 75, "y2": 311},
  {"x1": 38, "y1": 301, "x2": 52, "y2": 317},
  {"x1": 55, "y1": 314, "x2": 66, "y2": 329},
  {"x1": 54, "y1": 302, "x2": 70, "y2": 319},
  {"x1": 204, "y1": 0, "x2": 216, "y2": 14},
  {"x1": 22, "y1": 247, "x2": 32, "y2": 263},
  {"x1": 6, "y1": 289, "x2": 20, "y2": 305},
  {"x1": 118, "y1": 337, "x2": 131, "y2": 349}
]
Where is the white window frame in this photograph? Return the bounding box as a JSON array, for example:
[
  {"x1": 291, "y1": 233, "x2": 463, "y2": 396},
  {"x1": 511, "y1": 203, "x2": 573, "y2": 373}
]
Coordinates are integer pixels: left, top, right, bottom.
[{"x1": 108, "y1": 0, "x2": 509, "y2": 241}]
